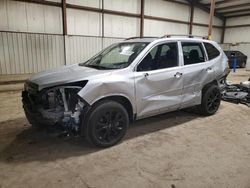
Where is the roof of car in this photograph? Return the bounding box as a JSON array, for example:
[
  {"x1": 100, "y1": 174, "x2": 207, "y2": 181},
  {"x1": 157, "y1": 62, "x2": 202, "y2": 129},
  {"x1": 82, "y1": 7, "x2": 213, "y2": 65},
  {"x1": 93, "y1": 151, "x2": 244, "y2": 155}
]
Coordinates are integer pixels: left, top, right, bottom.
[
  {"x1": 122, "y1": 36, "x2": 213, "y2": 44},
  {"x1": 123, "y1": 37, "x2": 158, "y2": 43}
]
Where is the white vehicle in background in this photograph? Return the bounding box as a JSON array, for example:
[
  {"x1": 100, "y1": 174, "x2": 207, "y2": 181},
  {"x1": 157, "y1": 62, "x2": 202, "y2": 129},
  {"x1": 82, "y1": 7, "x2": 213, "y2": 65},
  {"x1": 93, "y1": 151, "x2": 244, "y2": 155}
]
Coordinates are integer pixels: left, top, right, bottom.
[{"x1": 22, "y1": 35, "x2": 229, "y2": 147}]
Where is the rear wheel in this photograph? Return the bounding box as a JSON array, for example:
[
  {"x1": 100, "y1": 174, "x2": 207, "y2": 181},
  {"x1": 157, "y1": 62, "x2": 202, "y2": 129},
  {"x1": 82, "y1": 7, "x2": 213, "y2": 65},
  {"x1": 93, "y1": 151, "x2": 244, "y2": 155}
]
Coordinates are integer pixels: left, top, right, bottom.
[
  {"x1": 84, "y1": 100, "x2": 129, "y2": 147},
  {"x1": 199, "y1": 85, "x2": 221, "y2": 116}
]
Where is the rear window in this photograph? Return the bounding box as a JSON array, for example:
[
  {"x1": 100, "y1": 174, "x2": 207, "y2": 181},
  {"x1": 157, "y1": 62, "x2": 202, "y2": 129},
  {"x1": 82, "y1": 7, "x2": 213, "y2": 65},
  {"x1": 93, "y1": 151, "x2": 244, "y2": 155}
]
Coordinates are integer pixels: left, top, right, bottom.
[
  {"x1": 181, "y1": 42, "x2": 205, "y2": 65},
  {"x1": 204, "y1": 42, "x2": 220, "y2": 60}
]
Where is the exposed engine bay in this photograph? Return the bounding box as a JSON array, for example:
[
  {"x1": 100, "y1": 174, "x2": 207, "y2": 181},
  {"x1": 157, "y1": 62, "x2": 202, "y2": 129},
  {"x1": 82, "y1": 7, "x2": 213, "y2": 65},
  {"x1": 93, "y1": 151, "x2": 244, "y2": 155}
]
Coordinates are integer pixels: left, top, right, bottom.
[{"x1": 22, "y1": 81, "x2": 88, "y2": 135}]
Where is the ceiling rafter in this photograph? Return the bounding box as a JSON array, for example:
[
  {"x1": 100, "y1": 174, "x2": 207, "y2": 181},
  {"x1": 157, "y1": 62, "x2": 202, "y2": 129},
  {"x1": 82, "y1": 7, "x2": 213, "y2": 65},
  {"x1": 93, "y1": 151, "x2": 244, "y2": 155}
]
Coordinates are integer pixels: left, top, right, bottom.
[
  {"x1": 184, "y1": 0, "x2": 224, "y2": 20},
  {"x1": 198, "y1": 0, "x2": 250, "y2": 18},
  {"x1": 222, "y1": 8, "x2": 250, "y2": 15},
  {"x1": 226, "y1": 12, "x2": 250, "y2": 18},
  {"x1": 216, "y1": 2, "x2": 250, "y2": 11},
  {"x1": 204, "y1": 0, "x2": 243, "y2": 6}
]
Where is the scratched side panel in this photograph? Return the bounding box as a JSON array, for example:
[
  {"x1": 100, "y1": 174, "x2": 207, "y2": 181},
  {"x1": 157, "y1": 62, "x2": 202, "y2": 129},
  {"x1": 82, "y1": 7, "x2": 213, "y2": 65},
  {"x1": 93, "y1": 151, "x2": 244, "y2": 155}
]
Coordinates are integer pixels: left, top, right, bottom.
[{"x1": 134, "y1": 67, "x2": 183, "y2": 118}]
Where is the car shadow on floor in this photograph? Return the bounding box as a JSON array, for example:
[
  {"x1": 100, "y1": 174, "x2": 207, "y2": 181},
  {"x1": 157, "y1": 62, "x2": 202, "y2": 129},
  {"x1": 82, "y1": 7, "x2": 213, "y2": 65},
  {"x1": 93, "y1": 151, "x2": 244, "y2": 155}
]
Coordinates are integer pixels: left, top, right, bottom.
[{"x1": 0, "y1": 108, "x2": 200, "y2": 163}]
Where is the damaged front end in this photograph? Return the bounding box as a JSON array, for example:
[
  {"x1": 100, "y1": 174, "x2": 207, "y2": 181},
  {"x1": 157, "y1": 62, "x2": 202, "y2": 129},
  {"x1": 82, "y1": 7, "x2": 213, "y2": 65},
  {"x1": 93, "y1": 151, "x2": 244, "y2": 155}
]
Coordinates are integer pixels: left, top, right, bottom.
[{"x1": 22, "y1": 81, "x2": 88, "y2": 135}]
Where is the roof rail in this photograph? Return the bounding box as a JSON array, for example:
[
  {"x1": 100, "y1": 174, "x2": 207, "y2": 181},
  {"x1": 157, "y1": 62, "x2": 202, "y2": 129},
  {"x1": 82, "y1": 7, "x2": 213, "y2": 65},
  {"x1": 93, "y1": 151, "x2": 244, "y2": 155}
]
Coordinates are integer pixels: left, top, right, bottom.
[
  {"x1": 161, "y1": 34, "x2": 208, "y2": 40},
  {"x1": 124, "y1": 36, "x2": 158, "y2": 41}
]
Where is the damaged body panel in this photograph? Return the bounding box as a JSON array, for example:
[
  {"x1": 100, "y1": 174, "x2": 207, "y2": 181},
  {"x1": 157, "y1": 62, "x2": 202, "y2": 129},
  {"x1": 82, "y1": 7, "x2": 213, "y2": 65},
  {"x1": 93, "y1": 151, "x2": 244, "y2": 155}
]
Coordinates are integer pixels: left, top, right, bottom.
[
  {"x1": 221, "y1": 80, "x2": 250, "y2": 107},
  {"x1": 22, "y1": 36, "x2": 229, "y2": 147}
]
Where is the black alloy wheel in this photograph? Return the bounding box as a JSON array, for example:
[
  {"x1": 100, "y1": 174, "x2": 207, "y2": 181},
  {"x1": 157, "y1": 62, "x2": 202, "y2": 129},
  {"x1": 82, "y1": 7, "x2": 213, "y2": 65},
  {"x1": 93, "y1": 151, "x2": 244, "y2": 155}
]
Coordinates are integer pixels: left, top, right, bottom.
[
  {"x1": 200, "y1": 85, "x2": 221, "y2": 116},
  {"x1": 95, "y1": 111, "x2": 125, "y2": 143},
  {"x1": 85, "y1": 100, "x2": 129, "y2": 147},
  {"x1": 206, "y1": 87, "x2": 221, "y2": 113}
]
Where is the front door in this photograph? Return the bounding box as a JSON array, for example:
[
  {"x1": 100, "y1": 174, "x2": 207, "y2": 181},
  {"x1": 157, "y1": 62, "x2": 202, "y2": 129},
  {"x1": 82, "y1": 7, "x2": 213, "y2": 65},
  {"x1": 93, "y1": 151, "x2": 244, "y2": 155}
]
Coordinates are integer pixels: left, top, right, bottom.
[{"x1": 134, "y1": 42, "x2": 183, "y2": 119}]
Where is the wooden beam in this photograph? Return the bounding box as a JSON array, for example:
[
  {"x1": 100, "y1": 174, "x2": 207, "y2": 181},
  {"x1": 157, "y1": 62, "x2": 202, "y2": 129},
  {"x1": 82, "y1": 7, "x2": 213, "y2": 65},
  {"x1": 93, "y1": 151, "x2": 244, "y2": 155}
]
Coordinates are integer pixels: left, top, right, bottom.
[
  {"x1": 193, "y1": 22, "x2": 222, "y2": 29},
  {"x1": 163, "y1": 0, "x2": 189, "y2": 6},
  {"x1": 144, "y1": 15, "x2": 222, "y2": 29},
  {"x1": 222, "y1": 8, "x2": 250, "y2": 15},
  {"x1": 189, "y1": 3, "x2": 194, "y2": 35},
  {"x1": 144, "y1": 15, "x2": 189, "y2": 25},
  {"x1": 204, "y1": 0, "x2": 238, "y2": 6},
  {"x1": 226, "y1": 13, "x2": 250, "y2": 18},
  {"x1": 216, "y1": 3, "x2": 250, "y2": 11},
  {"x1": 62, "y1": 0, "x2": 67, "y2": 35},
  {"x1": 140, "y1": 0, "x2": 145, "y2": 37},
  {"x1": 226, "y1": 24, "x2": 250, "y2": 28},
  {"x1": 67, "y1": 4, "x2": 101, "y2": 13},
  {"x1": 13, "y1": 0, "x2": 60, "y2": 7},
  {"x1": 208, "y1": 0, "x2": 216, "y2": 39},
  {"x1": 67, "y1": 4, "x2": 140, "y2": 18},
  {"x1": 0, "y1": 30, "x2": 63, "y2": 36},
  {"x1": 102, "y1": 0, "x2": 104, "y2": 38},
  {"x1": 220, "y1": 18, "x2": 226, "y2": 43},
  {"x1": 185, "y1": 0, "x2": 224, "y2": 20}
]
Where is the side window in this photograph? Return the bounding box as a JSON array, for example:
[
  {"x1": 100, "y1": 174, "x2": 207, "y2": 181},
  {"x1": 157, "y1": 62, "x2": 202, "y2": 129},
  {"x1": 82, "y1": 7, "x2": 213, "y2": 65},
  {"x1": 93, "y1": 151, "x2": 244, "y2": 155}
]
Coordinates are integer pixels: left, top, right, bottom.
[
  {"x1": 137, "y1": 42, "x2": 178, "y2": 71},
  {"x1": 182, "y1": 42, "x2": 205, "y2": 65},
  {"x1": 204, "y1": 42, "x2": 220, "y2": 60}
]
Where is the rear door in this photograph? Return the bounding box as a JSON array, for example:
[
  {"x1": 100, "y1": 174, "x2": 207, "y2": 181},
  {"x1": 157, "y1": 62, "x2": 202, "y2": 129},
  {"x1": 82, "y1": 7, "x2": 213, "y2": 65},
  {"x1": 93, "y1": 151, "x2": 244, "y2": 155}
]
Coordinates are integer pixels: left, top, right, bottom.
[
  {"x1": 134, "y1": 42, "x2": 183, "y2": 118},
  {"x1": 180, "y1": 41, "x2": 215, "y2": 108}
]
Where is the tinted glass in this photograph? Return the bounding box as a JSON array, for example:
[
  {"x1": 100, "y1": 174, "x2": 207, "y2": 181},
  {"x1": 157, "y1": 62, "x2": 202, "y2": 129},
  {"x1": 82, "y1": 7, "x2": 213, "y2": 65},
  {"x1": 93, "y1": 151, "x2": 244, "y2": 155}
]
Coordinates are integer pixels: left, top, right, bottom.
[
  {"x1": 137, "y1": 42, "x2": 178, "y2": 71},
  {"x1": 204, "y1": 42, "x2": 220, "y2": 60},
  {"x1": 182, "y1": 42, "x2": 205, "y2": 65}
]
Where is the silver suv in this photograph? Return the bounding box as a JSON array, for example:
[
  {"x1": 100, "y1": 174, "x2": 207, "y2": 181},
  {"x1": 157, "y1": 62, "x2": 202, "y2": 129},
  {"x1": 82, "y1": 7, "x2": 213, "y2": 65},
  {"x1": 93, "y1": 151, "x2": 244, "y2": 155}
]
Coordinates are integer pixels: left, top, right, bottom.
[{"x1": 22, "y1": 36, "x2": 229, "y2": 147}]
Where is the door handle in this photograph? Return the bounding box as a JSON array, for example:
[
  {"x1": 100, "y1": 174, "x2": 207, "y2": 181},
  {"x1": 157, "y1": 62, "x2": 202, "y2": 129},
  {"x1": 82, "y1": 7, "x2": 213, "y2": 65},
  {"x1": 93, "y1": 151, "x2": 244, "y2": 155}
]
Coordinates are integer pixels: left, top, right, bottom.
[
  {"x1": 174, "y1": 72, "x2": 183, "y2": 78},
  {"x1": 206, "y1": 67, "x2": 212, "y2": 71},
  {"x1": 143, "y1": 73, "x2": 149, "y2": 77}
]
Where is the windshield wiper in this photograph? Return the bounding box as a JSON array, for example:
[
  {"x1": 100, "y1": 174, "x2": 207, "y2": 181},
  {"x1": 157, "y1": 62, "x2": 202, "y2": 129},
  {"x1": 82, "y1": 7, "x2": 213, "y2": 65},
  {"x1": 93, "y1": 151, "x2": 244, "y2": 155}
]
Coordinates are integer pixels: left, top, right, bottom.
[{"x1": 84, "y1": 64, "x2": 116, "y2": 70}]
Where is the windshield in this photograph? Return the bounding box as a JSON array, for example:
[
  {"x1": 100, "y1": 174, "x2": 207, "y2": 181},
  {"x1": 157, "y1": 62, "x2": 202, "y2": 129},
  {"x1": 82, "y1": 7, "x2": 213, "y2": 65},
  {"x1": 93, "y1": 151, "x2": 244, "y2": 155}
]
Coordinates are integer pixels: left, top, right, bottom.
[{"x1": 79, "y1": 42, "x2": 148, "y2": 70}]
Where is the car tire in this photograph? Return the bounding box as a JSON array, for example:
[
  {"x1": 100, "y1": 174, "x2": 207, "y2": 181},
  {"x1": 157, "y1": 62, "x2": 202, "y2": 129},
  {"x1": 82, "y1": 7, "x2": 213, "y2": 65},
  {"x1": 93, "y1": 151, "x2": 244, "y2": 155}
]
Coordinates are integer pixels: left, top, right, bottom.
[
  {"x1": 23, "y1": 108, "x2": 43, "y2": 129},
  {"x1": 199, "y1": 84, "x2": 221, "y2": 116},
  {"x1": 84, "y1": 100, "x2": 129, "y2": 147},
  {"x1": 240, "y1": 61, "x2": 246, "y2": 68}
]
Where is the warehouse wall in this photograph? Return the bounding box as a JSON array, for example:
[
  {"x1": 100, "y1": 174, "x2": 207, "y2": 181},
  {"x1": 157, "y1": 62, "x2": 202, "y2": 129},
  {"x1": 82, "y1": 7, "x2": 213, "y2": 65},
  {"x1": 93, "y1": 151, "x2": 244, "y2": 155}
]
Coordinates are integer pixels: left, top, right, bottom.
[
  {"x1": 224, "y1": 16, "x2": 250, "y2": 43},
  {"x1": 0, "y1": 0, "x2": 64, "y2": 74},
  {"x1": 193, "y1": 7, "x2": 223, "y2": 42},
  {"x1": 0, "y1": 0, "x2": 63, "y2": 34},
  {"x1": 144, "y1": 0, "x2": 190, "y2": 36},
  {"x1": 0, "y1": 0, "x2": 224, "y2": 74}
]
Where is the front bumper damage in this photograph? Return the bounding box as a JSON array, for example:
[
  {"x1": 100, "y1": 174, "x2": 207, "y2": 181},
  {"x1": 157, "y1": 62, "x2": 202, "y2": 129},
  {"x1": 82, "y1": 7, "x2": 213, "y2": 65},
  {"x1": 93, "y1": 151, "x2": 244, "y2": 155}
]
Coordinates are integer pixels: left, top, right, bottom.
[{"x1": 22, "y1": 81, "x2": 89, "y2": 135}]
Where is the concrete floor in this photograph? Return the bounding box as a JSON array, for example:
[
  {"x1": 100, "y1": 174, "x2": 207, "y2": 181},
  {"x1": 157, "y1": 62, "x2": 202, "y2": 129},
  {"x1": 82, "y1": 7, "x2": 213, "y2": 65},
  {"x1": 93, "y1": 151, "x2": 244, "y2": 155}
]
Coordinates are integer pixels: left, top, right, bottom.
[{"x1": 0, "y1": 69, "x2": 250, "y2": 188}]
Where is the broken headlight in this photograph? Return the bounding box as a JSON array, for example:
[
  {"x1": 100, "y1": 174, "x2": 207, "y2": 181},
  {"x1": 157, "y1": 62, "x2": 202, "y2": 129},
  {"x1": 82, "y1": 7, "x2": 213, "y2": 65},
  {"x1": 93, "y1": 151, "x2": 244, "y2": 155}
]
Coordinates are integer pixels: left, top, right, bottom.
[{"x1": 38, "y1": 81, "x2": 88, "y2": 133}]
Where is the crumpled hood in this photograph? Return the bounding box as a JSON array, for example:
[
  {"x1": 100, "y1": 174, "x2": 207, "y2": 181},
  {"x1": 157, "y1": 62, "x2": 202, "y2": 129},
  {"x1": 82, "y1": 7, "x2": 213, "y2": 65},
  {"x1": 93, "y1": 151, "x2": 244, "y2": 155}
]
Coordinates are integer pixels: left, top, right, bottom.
[{"x1": 29, "y1": 64, "x2": 113, "y2": 90}]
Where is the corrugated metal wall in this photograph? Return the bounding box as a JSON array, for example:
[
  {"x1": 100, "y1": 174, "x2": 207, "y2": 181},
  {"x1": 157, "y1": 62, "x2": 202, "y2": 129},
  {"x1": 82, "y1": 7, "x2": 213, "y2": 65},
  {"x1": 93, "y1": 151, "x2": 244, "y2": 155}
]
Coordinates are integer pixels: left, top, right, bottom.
[
  {"x1": 193, "y1": 7, "x2": 223, "y2": 42},
  {"x1": 144, "y1": 0, "x2": 189, "y2": 36},
  {"x1": 0, "y1": 32, "x2": 64, "y2": 74},
  {"x1": 0, "y1": 0, "x2": 63, "y2": 34},
  {"x1": 0, "y1": 0, "x2": 224, "y2": 74},
  {"x1": 224, "y1": 16, "x2": 250, "y2": 43},
  {"x1": 65, "y1": 36, "x2": 122, "y2": 65}
]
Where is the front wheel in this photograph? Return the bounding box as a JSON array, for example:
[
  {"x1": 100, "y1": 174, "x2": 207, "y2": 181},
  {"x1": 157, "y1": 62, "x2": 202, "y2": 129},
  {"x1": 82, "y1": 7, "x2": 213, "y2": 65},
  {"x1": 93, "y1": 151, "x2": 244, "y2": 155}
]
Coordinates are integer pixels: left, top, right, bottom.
[
  {"x1": 84, "y1": 100, "x2": 129, "y2": 147},
  {"x1": 199, "y1": 85, "x2": 221, "y2": 116}
]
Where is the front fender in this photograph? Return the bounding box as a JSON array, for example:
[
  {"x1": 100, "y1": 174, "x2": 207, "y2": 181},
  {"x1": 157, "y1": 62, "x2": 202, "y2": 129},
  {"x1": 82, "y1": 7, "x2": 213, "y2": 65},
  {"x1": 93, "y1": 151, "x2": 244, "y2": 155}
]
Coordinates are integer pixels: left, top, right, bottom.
[{"x1": 77, "y1": 74, "x2": 136, "y2": 113}]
